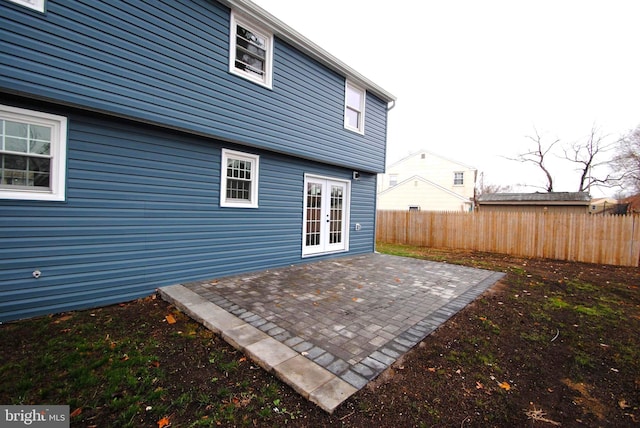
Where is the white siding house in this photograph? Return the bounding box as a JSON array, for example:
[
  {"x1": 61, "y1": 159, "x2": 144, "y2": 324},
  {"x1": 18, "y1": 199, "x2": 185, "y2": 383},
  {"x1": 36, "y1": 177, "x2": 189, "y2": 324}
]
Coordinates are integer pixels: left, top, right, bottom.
[{"x1": 377, "y1": 150, "x2": 477, "y2": 211}]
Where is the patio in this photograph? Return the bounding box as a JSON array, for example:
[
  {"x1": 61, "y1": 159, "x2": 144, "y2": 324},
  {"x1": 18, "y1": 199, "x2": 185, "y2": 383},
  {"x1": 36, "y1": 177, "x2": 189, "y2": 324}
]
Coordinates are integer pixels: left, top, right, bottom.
[{"x1": 159, "y1": 253, "x2": 504, "y2": 413}]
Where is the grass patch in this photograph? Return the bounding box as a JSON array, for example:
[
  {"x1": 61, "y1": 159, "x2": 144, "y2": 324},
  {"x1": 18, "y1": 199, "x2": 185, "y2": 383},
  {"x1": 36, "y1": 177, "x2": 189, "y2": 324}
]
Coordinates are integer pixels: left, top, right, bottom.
[{"x1": 2, "y1": 246, "x2": 639, "y2": 427}]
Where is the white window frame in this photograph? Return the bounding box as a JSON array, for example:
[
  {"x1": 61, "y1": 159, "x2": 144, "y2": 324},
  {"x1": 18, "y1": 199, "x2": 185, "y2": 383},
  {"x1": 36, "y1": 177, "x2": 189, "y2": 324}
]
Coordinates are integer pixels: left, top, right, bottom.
[
  {"x1": 5, "y1": 0, "x2": 45, "y2": 13},
  {"x1": 0, "y1": 104, "x2": 67, "y2": 201},
  {"x1": 454, "y1": 172, "x2": 464, "y2": 186},
  {"x1": 220, "y1": 148, "x2": 259, "y2": 208},
  {"x1": 229, "y1": 11, "x2": 274, "y2": 89},
  {"x1": 344, "y1": 81, "x2": 365, "y2": 134}
]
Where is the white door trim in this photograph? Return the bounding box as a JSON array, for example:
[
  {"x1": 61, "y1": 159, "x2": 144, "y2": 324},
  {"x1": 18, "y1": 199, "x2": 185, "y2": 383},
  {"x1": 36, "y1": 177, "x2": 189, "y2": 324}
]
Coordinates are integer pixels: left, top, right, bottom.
[{"x1": 302, "y1": 174, "x2": 351, "y2": 257}]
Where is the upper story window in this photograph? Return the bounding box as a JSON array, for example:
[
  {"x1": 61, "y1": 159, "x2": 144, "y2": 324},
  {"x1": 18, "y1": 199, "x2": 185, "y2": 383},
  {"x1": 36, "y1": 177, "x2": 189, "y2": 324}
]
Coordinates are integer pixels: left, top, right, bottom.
[
  {"x1": 229, "y1": 11, "x2": 273, "y2": 88},
  {"x1": 220, "y1": 149, "x2": 259, "y2": 208},
  {"x1": 454, "y1": 172, "x2": 464, "y2": 186},
  {"x1": 5, "y1": 0, "x2": 45, "y2": 13},
  {"x1": 0, "y1": 104, "x2": 67, "y2": 201},
  {"x1": 389, "y1": 174, "x2": 398, "y2": 187},
  {"x1": 344, "y1": 81, "x2": 365, "y2": 134}
]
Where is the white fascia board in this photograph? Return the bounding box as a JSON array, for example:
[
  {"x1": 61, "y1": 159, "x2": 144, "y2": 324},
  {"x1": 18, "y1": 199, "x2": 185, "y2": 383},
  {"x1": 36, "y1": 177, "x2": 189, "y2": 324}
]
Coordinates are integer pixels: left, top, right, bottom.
[{"x1": 221, "y1": 0, "x2": 396, "y2": 103}]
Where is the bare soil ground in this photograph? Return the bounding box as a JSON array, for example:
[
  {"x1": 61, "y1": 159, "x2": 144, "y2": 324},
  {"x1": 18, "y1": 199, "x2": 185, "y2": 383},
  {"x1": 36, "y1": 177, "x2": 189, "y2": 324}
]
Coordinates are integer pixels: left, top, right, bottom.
[{"x1": 1, "y1": 245, "x2": 639, "y2": 427}]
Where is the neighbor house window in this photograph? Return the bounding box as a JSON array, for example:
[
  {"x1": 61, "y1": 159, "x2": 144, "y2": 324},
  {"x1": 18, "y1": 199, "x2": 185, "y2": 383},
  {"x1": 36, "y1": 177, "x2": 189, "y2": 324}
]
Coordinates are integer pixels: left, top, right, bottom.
[
  {"x1": 454, "y1": 172, "x2": 464, "y2": 186},
  {"x1": 5, "y1": 0, "x2": 45, "y2": 13},
  {"x1": 0, "y1": 104, "x2": 67, "y2": 201},
  {"x1": 229, "y1": 11, "x2": 273, "y2": 88},
  {"x1": 344, "y1": 81, "x2": 365, "y2": 133},
  {"x1": 220, "y1": 149, "x2": 259, "y2": 208},
  {"x1": 389, "y1": 174, "x2": 398, "y2": 187}
]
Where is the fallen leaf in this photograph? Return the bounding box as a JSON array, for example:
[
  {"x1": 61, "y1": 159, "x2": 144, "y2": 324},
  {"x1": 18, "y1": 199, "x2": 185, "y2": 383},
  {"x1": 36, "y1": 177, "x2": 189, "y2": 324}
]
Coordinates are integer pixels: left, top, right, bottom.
[
  {"x1": 239, "y1": 357, "x2": 247, "y2": 362},
  {"x1": 157, "y1": 416, "x2": 170, "y2": 428},
  {"x1": 121, "y1": 354, "x2": 129, "y2": 361},
  {"x1": 165, "y1": 314, "x2": 176, "y2": 324},
  {"x1": 150, "y1": 361, "x2": 160, "y2": 368},
  {"x1": 427, "y1": 367, "x2": 436, "y2": 372},
  {"x1": 619, "y1": 399, "x2": 631, "y2": 409},
  {"x1": 70, "y1": 408, "x2": 82, "y2": 418},
  {"x1": 499, "y1": 381, "x2": 511, "y2": 391},
  {"x1": 476, "y1": 381, "x2": 484, "y2": 389},
  {"x1": 53, "y1": 315, "x2": 73, "y2": 324}
]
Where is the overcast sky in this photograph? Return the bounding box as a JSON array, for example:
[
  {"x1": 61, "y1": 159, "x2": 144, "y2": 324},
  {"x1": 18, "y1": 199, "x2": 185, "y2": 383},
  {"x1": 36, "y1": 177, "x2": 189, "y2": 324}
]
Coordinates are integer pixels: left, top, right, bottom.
[{"x1": 252, "y1": 0, "x2": 640, "y2": 196}]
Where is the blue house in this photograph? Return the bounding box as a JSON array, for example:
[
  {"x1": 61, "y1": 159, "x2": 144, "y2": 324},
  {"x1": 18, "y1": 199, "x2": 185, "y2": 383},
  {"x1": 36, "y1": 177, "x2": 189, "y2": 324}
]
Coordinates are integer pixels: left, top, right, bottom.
[{"x1": 0, "y1": 0, "x2": 395, "y2": 321}]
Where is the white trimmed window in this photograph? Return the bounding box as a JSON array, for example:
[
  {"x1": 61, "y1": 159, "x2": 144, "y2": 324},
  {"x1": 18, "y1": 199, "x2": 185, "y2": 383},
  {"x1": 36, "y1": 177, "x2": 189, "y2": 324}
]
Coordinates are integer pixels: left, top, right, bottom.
[
  {"x1": 229, "y1": 11, "x2": 273, "y2": 88},
  {"x1": 454, "y1": 172, "x2": 464, "y2": 186},
  {"x1": 5, "y1": 0, "x2": 45, "y2": 13},
  {"x1": 0, "y1": 105, "x2": 67, "y2": 201},
  {"x1": 344, "y1": 81, "x2": 365, "y2": 133},
  {"x1": 220, "y1": 149, "x2": 259, "y2": 208}
]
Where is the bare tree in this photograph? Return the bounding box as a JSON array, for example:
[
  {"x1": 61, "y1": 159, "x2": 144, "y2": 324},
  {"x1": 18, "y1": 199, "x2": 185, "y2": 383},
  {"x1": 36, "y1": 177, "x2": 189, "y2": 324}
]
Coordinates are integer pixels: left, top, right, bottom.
[
  {"x1": 475, "y1": 172, "x2": 512, "y2": 197},
  {"x1": 562, "y1": 125, "x2": 617, "y2": 192},
  {"x1": 506, "y1": 128, "x2": 558, "y2": 192},
  {"x1": 609, "y1": 125, "x2": 640, "y2": 194}
]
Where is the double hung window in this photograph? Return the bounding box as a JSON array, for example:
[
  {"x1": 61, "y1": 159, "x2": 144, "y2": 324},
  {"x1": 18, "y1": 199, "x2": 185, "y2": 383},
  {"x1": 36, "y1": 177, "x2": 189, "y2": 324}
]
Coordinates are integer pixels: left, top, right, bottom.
[
  {"x1": 0, "y1": 104, "x2": 67, "y2": 201},
  {"x1": 454, "y1": 172, "x2": 464, "y2": 186},
  {"x1": 344, "y1": 81, "x2": 365, "y2": 133},
  {"x1": 220, "y1": 149, "x2": 259, "y2": 208},
  {"x1": 229, "y1": 12, "x2": 273, "y2": 88}
]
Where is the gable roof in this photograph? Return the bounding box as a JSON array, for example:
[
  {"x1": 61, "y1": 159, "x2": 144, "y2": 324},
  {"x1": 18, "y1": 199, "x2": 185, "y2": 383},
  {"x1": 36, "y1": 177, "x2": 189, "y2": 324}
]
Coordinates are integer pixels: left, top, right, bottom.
[
  {"x1": 477, "y1": 192, "x2": 591, "y2": 205},
  {"x1": 378, "y1": 175, "x2": 472, "y2": 202},
  {"x1": 222, "y1": 0, "x2": 396, "y2": 103},
  {"x1": 387, "y1": 149, "x2": 476, "y2": 171}
]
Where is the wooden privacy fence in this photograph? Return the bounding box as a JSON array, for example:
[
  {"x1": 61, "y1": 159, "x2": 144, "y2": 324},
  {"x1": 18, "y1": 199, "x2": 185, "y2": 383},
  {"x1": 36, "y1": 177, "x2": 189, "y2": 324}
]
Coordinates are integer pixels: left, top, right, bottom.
[{"x1": 376, "y1": 210, "x2": 640, "y2": 267}]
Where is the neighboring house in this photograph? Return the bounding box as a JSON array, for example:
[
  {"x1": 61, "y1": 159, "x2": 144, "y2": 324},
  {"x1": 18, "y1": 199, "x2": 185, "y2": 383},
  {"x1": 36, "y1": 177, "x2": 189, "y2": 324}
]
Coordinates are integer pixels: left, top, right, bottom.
[
  {"x1": 588, "y1": 197, "x2": 619, "y2": 215},
  {"x1": 0, "y1": 0, "x2": 395, "y2": 321},
  {"x1": 477, "y1": 192, "x2": 591, "y2": 213},
  {"x1": 377, "y1": 150, "x2": 477, "y2": 211}
]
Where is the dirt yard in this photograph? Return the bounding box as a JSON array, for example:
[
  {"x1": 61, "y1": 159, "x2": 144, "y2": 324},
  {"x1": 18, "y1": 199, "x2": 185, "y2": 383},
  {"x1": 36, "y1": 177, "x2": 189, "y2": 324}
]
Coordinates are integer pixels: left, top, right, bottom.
[{"x1": 1, "y1": 245, "x2": 639, "y2": 427}]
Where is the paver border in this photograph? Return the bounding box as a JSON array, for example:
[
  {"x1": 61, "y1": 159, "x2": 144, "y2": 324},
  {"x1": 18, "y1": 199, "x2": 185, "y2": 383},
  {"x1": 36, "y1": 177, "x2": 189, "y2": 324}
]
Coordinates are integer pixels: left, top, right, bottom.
[{"x1": 159, "y1": 284, "x2": 358, "y2": 413}]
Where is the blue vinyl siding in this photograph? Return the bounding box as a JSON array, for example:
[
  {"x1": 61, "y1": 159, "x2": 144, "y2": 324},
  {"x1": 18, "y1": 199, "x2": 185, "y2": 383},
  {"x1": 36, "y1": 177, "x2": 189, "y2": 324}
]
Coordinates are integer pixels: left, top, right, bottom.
[
  {"x1": 0, "y1": 101, "x2": 377, "y2": 321},
  {"x1": 0, "y1": 0, "x2": 389, "y2": 173}
]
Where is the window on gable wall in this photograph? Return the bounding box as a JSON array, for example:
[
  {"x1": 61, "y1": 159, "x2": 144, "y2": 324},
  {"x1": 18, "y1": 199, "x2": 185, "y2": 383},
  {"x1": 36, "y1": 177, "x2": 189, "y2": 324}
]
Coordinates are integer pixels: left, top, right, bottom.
[
  {"x1": 220, "y1": 149, "x2": 259, "y2": 208},
  {"x1": 454, "y1": 172, "x2": 464, "y2": 186},
  {"x1": 229, "y1": 11, "x2": 273, "y2": 88},
  {"x1": 0, "y1": 104, "x2": 67, "y2": 201},
  {"x1": 344, "y1": 81, "x2": 365, "y2": 134}
]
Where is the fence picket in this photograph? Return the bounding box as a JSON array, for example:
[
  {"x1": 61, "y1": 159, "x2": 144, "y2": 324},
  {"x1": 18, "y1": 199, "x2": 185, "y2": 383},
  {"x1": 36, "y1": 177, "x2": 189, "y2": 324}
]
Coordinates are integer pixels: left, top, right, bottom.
[{"x1": 376, "y1": 211, "x2": 640, "y2": 267}]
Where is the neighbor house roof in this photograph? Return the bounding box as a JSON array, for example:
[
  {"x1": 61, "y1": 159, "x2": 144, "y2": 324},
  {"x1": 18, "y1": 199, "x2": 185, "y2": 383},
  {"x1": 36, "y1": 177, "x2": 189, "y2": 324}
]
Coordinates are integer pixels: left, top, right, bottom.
[
  {"x1": 378, "y1": 175, "x2": 472, "y2": 202},
  {"x1": 387, "y1": 149, "x2": 477, "y2": 171},
  {"x1": 477, "y1": 192, "x2": 591, "y2": 205},
  {"x1": 222, "y1": 0, "x2": 396, "y2": 103}
]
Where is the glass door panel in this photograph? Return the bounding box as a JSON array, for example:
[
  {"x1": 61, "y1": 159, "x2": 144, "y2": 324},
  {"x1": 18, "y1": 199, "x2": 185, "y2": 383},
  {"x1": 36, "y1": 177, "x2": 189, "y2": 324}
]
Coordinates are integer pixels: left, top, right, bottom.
[{"x1": 302, "y1": 176, "x2": 349, "y2": 256}]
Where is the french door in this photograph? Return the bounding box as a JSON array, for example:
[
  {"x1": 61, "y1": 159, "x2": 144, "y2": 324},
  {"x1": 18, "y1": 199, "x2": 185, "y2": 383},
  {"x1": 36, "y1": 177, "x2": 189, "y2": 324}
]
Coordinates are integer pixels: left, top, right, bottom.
[{"x1": 302, "y1": 175, "x2": 350, "y2": 256}]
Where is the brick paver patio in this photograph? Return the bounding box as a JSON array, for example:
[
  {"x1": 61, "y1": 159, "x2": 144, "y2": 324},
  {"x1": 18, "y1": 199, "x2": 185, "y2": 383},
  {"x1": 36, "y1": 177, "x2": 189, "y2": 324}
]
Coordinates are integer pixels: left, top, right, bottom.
[{"x1": 175, "y1": 253, "x2": 504, "y2": 394}]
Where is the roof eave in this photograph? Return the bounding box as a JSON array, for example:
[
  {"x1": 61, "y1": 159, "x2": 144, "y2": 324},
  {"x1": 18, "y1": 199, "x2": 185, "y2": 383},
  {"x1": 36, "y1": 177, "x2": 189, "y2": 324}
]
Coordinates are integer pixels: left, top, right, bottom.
[
  {"x1": 478, "y1": 201, "x2": 590, "y2": 206},
  {"x1": 221, "y1": 0, "x2": 397, "y2": 103}
]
